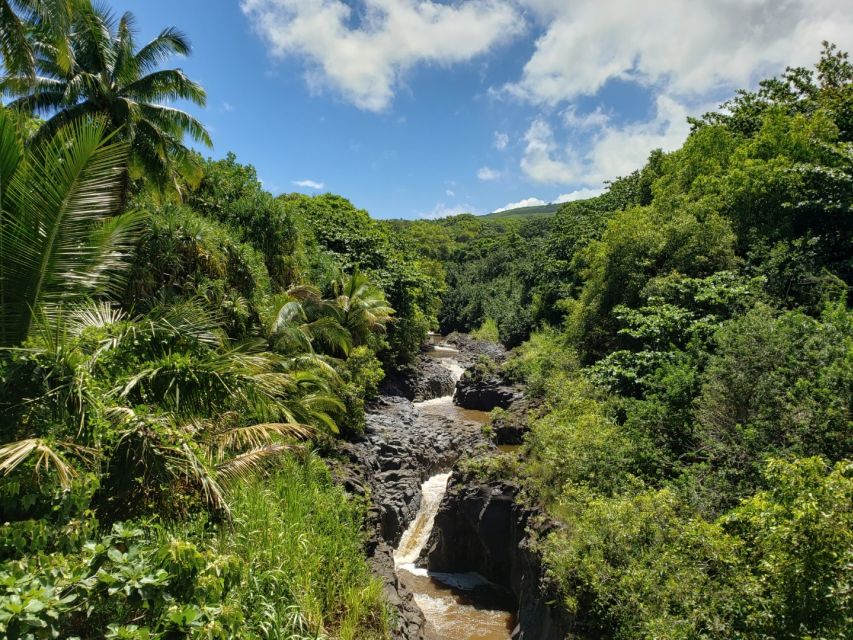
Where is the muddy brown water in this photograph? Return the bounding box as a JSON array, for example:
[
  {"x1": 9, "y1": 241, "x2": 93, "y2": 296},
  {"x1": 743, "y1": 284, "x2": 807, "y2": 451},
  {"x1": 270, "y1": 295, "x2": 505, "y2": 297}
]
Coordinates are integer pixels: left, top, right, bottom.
[{"x1": 393, "y1": 338, "x2": 516, "y2": 640}]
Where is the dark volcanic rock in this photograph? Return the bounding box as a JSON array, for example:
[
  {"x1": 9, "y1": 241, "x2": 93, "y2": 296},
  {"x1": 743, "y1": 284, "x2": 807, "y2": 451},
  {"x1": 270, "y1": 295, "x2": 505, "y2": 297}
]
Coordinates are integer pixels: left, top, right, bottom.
[
  {"x1": 379, "y1": 356, "x2": 456, "y2": 401},
  {"x1": 368, "y1": 542, "x2": 426, "y2": 640},
  {"x1": 334, "y1": 392, "x2": 492, "y2": 640},
  {"x1": 421, "y1": 470, "x2": 574, "y2": 640},
  {"x1": 454, "y1": 375, "x2": 521, "y2": 411},
  {"x1": 445, "y1": 332, "x2": 507, "y2": 365},
  {"x1": 491, "y1": 398, "x2": 532, "y2": 445}
]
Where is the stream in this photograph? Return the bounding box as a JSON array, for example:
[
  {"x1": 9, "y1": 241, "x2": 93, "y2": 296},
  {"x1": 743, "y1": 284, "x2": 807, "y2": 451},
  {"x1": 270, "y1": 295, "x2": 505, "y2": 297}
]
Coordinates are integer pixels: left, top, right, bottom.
[{"x1": 392, "y1": 338, "x2": 516, "y2": 640}]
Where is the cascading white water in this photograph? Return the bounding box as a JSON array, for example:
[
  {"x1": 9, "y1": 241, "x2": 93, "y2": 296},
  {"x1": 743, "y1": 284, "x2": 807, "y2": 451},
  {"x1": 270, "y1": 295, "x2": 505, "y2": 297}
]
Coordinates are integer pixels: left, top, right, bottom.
[
  {"x1": 391, "y1": 339, "x2": 515, "y2": 640},
  {"x1": 394, "y1": 472, "x2": 451, "y2": 567}
]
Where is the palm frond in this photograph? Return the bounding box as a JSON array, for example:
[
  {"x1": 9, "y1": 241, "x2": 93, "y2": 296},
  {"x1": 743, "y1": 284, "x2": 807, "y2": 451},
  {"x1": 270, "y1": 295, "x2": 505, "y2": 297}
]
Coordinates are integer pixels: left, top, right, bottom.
[
  {"x1": 209, "y1": 422, "x2": 312, "y2": 452},
  {"x1": 215, "y1": 444, "x2": 297, "y2": 484},
  {"x1": 139, "y1": 102, "x2": 211, "y2": 146},
  {"x1": 122, "y1": 68, "x2": 206, "y2": 106},
  {"x1": 0, "y1": 0, "x2": 35, "y2": 76},
  {"x1": 133, "y1": 26, "x2": 190, "y2": 74},
  {"x1": 0, "y1": 116, "x2": 133, "y2": 345},
  {"x1": 67, "y1": 299, "x2": 126, "y2": 335},
  {"x1": 0, "y1": 437, "x2": 95, "y2": 489}
]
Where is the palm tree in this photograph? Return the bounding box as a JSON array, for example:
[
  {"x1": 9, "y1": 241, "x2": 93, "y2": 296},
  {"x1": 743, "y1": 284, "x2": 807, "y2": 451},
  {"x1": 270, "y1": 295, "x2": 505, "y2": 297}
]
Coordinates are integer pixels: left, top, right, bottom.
[
  {"x1": 0, "y1": 299, "x2": 333, "y2": 520},
  {"x1": 0, "y1": 0, "x2": 78, "y2": 78},
  {"x1": 1, "y1": 5, "x2": 211, "y2": 187},
  {"x1": 331, "y1": 270, "x2": 394, "y2": 346},
  {"x1": 0, "y1": 106, "x2": 141, "y2": 347},
  {"x1": 267, "y1": 286, "x2": 354, "y2": 357}
]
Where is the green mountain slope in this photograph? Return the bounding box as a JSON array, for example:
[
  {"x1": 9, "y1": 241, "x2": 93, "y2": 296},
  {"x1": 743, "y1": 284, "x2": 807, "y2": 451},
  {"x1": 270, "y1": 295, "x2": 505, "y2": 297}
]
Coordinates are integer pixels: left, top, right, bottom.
[{"x1": 482, "y1": 202, "x2": 560, "y2": 220}]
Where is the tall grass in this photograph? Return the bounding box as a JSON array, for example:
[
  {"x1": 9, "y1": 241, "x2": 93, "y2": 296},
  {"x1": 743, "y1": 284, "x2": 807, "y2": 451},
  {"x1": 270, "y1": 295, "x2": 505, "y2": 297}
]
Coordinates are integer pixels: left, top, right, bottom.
[
  {"x1": 471, "y1": 317, "x2": 500, "y2": 342},
  {"x1": 206, "y1": 453, "x2": 390, "y2": 639}
]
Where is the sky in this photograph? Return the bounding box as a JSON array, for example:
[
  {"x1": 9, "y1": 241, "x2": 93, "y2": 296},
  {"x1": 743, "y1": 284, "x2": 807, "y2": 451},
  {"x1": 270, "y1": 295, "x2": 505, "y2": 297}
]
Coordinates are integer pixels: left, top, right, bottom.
[{"x1": 118, "y1": 0, "x2": 853, "y2": 219}]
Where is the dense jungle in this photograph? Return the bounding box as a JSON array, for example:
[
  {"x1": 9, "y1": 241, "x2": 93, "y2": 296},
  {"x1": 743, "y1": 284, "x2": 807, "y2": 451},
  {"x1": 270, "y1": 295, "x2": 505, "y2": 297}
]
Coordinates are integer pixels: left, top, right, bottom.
[{"x1": 0, "y1": 2, "x2": 850, "y2": 639}]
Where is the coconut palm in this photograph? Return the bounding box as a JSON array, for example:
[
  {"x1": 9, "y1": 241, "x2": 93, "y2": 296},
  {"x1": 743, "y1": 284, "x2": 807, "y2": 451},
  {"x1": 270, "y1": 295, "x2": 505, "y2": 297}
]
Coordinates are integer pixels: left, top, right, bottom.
[
  {"x1": 0, "y1": 299, "x2": 334, "y2": 520},
  {"x1": 0, "y1": 0, "x2": 78, "y2": 78},
  {"x1": 267, "y1": 286, "x2": 354, "y2": 357},
  {"x1": 1, "y1": 5, "x2": 211, "y2": 187},
  {"x1": 331, "y1": 270, "x2": 394, "y2": 346},
  {"x1": 0, "y1": 106, "x2": 141, "y2": 347}
]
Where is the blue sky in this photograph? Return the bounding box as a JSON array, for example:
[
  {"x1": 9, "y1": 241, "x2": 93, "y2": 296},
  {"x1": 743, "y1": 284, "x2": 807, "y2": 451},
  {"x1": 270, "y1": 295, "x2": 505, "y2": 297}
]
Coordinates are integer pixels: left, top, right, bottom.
[{"x1": 119, "y1": 0, "x2": 852, "y2": 219}]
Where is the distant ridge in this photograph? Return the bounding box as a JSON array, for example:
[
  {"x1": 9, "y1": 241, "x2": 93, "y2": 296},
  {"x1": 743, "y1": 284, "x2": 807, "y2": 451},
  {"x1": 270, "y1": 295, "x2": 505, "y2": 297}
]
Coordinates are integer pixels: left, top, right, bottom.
[{"x1": 482, "y1": 202, "x2": 560, "y2": 220}]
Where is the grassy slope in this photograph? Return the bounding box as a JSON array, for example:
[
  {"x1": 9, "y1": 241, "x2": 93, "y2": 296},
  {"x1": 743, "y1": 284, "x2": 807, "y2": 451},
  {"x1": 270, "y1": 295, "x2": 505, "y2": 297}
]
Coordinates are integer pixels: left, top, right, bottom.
[{"x1": 481, "y1": 203, "x2": 560, "y2": 220}]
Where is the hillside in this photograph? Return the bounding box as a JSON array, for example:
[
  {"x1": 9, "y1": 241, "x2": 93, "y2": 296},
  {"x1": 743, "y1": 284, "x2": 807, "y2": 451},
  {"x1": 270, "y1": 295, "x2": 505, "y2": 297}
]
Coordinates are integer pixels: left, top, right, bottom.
[{"x1": 482, "y1": 202, "x2": 560, "y2": 220}]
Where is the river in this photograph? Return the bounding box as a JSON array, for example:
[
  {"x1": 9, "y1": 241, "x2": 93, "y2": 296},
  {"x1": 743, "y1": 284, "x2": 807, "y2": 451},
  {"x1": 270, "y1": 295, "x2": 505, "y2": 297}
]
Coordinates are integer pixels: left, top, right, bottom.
[{"x1": 392, "y1": 338, "x2": 516, "y2": 640}]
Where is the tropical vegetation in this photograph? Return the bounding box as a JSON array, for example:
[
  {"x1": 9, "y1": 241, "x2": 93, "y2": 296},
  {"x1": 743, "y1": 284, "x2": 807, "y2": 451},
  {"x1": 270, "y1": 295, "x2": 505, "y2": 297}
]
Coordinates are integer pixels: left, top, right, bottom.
[
  {"x1": 1, "y1": 0, "x2": 850, "y2": 637},
  {"x1": 395, "y1": 42, "x2": 853, "y2": 639},
  {"x1": 0, "y1": 2, "x2": 440, "y2": 637}
]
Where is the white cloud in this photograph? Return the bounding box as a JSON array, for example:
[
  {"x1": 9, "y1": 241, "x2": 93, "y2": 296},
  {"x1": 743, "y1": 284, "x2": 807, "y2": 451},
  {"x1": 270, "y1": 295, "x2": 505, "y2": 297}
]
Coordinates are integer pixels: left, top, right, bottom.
[
  {"x1": 445, "y1": 189, "x2": 455, "y2": 197},
  {"x1": 493, "y1": 197, "x2": 546, "y2": 213},
  {"x1": 520, "y1": 119, "x2": 578, "y2": 184},
  {"x1": 521, "y1": 95, "x2": 691, "y2": 185},
  {"x1": 293, "y1": 179, "x2": 324, "y2": 189},
  {"x1": 506, "y1": 0, "x2": 853, "y2": 105},
  {"x1": 494, "y1": 131, "x2": 509, "y2": 150},
  {"x1": 242, "y1": 0, "x2": 523, "y2": 111},
  {"x1": 562, "y1": 105, "x2": 608, "y2": 130},
  {"x1": 554, "y1": 187, "x2": 604, "y2": 203},
  {"x1": 419, "y1": 202, "x2": 474, "y2": 219},
  {"x1": 585, "y1": 95, "x2": 690, "y2": 182},
  {"x1": 477, "y1": 166, "x2": 501, "y2": 181},
  {"x1": 222, "y1": 102, "x2": 235, "y2": 112}
]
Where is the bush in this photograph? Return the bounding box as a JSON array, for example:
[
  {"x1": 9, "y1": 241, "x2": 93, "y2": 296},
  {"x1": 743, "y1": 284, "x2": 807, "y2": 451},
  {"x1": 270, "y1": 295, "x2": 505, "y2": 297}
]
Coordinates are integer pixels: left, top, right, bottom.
[
  {"x1": 211, "y1": 453, "x2": 390, "y2": 639},
  {"x1": 471, "y1": 317, "x2": 500, "y2": 342}
]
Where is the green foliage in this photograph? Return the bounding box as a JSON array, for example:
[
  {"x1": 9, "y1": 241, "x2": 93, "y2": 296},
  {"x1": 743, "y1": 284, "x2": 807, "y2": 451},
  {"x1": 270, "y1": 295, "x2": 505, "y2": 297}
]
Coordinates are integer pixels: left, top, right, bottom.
[
  {"x1": 693, "y1": 300, "x2": 853, "y2": 509},
  {"x1": 2, "y1": 3, "x2": 211, "y2": 187},
  {"x1": 0, "y1": 108, "x2": 140, "y2": 347},
  {"x1": 188, "y1": 154, "x2": 308, "y2": 289},
  {"x1": 540, "y1": 457, "x2": 853, "y2": 640},
  {"x1": 336, "y1": 345, "x2": 385, "y2": 435},
  {"x1": 722, "y1": 457, "x2": 853, "y2": 639},
  {"x1": 292, "y1": 193, "x2": 441, "y2": 365},
  {"x1": 461, "y1": 45, "x2": 853, "y2": 639},
  {"x1": 210, "y1": 453, "x2": 390, "y2": 639},
  {"x1": 125, "y1": 202, "x2": 270, "y2": 337},
  {"x1": 0, "y1": 522, "x2": 243, "y2": 639},
  {"x1": 470, "y1": 317, "x2": 500, "y2": 342}
]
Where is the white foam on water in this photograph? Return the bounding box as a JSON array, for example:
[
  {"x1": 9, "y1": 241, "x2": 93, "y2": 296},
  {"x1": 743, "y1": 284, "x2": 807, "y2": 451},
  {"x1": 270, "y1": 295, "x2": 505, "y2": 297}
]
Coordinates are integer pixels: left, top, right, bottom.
[
  {"x1": 394, "y1": 472, "x2": 451, "y2": 566},
  {"x1": 415, "y1": 396, "x2": 453, "y2": 409},
  {"x1": 432, "y1": 344, "x2": 460, "y2": 354}
]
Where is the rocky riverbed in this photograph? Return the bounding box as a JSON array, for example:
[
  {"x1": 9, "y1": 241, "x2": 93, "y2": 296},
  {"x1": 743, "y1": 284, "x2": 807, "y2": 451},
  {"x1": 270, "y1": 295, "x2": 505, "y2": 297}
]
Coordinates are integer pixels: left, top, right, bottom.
[{"x1": 333, "y1": 334, "x2": 567, "y2": 640}]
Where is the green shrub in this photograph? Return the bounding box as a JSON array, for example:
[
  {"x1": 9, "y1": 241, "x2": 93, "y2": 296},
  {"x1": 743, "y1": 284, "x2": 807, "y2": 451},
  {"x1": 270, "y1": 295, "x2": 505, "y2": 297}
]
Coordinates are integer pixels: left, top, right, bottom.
[
  {"x1": 210, "y1": 453, "x2": 390, "y2": 639},
  {"x1": 471, "y1": 317, "x2": 500, "y2": 342}
]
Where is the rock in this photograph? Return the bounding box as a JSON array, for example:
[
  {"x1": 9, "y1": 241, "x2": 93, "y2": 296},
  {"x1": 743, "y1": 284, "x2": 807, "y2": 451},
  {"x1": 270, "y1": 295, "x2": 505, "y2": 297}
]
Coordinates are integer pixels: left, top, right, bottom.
[
  {"x1": 455, "y1": 377, "x2": 521, "y2": 411},
  {"x1": 379, "y1": 356, "x2": 456, "y2": 401},
  {"x1": 421, "y1": 469, "x2": 575, "y2": 640},
  {"x1": 368, "y1": 542, "x2": 426, "y2": 639},
  {"x1": 445, "y1": 332, "x2": 507, "y2": 365},
  {"x1": 332, "y1": 390, "x2": 493, "y2": 640},
  {"x1": 491, "y1": 398, "x2": 533, "y2": 445}
]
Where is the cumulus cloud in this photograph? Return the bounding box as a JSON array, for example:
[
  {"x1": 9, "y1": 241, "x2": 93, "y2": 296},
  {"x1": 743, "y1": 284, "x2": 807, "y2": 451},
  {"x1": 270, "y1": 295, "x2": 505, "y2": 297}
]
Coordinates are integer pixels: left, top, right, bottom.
[
  {"x1": 493, "y1": 197, "x2": 546, "y2": 213},
  {"x1": 562, "y1": 106, "x2": 608, "y2": 130},
  {"x1": 477, "y1": 166, "x2": 501, "y2": 181},
  {"x1": 520, "y1": 119, "x2": 578, "y2": 184},
  {"x1": 521, "y1": 95, "x2": 691, "y2": 185},
  {"x1": 494, "y1": 131, "x2": 509, "y2": 150},
  {"x1": 445, "y1": 189, "x2": 456, "y2": 197},
  {"x1": 419, "y1": 202, "x2": 474, "y2": 219},
  {"x1": 506, "y1": 0, "x2": 852, "y2": 105},
  {"x1": 554, "y1": 187, "x2": 604, "y2": 203},
  {"x1": 242, "y1": 0, "x2": 523, "y2": 111},
  {"x1": 293, "y1": 179, "x2": 324, "y2": 189}
]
